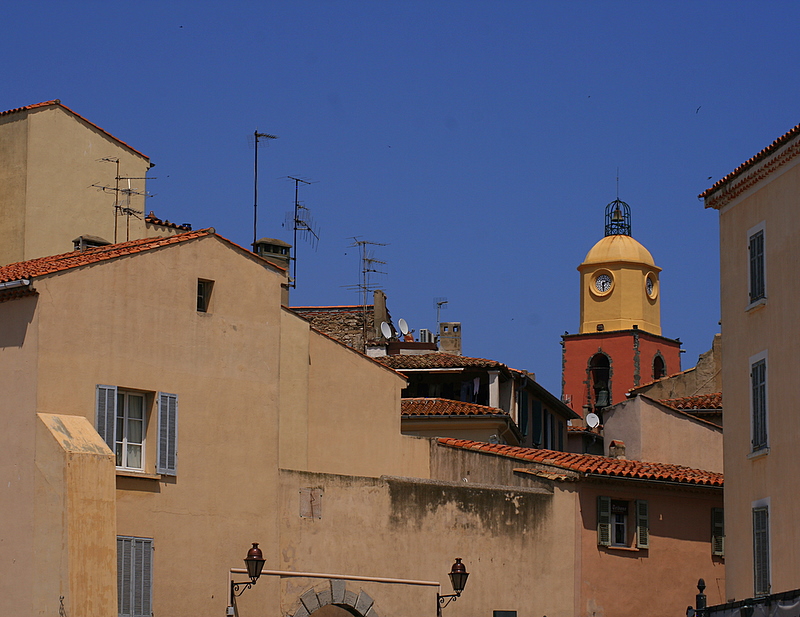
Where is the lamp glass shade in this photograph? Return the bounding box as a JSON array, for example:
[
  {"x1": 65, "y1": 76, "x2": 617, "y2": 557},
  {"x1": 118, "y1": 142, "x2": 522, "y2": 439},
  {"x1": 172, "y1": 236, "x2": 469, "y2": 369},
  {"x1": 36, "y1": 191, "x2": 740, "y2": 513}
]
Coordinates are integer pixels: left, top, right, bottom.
[
  {"x1": 245, "y1": 543, "x2": 265, "y2": 581},
  {"x1": 448, "y1": 558, "x2": 469, "y2": 594}
]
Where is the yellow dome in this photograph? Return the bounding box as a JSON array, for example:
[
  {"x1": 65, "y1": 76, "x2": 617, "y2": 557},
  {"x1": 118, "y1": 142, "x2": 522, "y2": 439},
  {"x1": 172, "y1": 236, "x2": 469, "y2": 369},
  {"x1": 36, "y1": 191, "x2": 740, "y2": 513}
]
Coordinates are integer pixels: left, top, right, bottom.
[{"x1": 581, "y1": 234, "x2": 657, "y2": 268}]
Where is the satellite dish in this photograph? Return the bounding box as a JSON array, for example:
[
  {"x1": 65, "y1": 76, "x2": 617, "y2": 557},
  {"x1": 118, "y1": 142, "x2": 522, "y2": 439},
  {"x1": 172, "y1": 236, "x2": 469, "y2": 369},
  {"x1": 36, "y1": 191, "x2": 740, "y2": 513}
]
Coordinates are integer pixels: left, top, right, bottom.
[
  {"x1": 586, "y1": 413, "x2": 600, "y2": 429},
  {"x1": 380, "y1": 321, "x2": 392, "y2": 339},
  {"x1": 398, "y1": 318, "x2": 409, "y2": 336}
]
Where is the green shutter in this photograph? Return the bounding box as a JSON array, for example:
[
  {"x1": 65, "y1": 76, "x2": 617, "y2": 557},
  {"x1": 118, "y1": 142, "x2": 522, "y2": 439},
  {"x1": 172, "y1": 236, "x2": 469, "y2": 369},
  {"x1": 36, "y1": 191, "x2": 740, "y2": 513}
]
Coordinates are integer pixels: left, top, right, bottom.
[
  {"x1": 157, "y1": 392, "x2": 178, "y2": 476},
  {"x1": 712, "y1": 507, "x2": 725, "y2": 557},
  {"x1": 636, "y1": 500, "x2": 649, "y2": 549},
  {"x1": 597, "y1": 496, "x2": 611, "y2": 546}
]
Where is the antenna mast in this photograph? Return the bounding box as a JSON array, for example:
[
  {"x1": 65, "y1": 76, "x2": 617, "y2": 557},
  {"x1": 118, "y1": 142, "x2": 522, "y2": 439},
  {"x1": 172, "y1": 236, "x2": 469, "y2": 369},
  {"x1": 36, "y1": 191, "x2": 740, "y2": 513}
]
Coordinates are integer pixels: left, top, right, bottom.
[
  {"x1": 284, "y1": 176, "x2": 319, "y2": 288},
  {"x1": 250, "y1": 130, "x2": 278, "y2": 248},
  {"x1": 94, "y1": 158, "x2": 153, "y2": 242},
  {"x1": 345, "y1": 238, "x2": 388, "y2": 350}
]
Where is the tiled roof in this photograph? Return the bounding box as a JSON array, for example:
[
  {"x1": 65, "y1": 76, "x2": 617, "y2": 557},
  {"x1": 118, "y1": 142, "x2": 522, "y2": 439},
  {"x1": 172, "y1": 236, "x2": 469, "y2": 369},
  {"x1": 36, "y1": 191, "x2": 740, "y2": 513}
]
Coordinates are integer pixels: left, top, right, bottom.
[
  {"x1": 438, "y1": 438, "x2": 723, "y2": 487},
  {"x1": 0, "y1": 100, "x2": 149, "y2": 160},
  {"x1": 660, "y1": 393, "x2": 722, "y2": 411},
  {"x1": 0, "y1": 230, "x2": 213, "y2": 283},
  {"x1": 402, "y1": 398, "x2": 507, "y2": 417},
  {"x1": 378, "y1": 353, "x2": 507, "y2": 371},
  {"x1": 145, "y1": 211, "x2": 192, "y2": 231},
  {"x1": 700, "y1": 120, "x2": 800, "y2": 200},
  {"x1": 290, "y1": 304, "x2": 380, "y2": 349}
]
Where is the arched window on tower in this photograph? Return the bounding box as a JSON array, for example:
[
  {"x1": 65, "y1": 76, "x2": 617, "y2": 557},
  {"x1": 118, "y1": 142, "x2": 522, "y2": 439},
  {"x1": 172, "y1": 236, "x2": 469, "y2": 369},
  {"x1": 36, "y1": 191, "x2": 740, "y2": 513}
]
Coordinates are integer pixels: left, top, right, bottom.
[
  {"x1": 589, "y1": 353, "x2": 611, "y2": 409},
  {"x1": 653, "y1": 355, "x2": 666, "y2": 381}
]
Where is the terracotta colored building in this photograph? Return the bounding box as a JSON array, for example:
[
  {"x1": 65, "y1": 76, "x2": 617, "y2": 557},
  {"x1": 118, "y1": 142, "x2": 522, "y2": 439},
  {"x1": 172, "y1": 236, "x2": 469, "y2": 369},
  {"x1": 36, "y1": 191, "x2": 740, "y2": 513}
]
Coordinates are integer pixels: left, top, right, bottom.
[{"x1": 562, "y1": 199, "x2": 682, "y2": 416}]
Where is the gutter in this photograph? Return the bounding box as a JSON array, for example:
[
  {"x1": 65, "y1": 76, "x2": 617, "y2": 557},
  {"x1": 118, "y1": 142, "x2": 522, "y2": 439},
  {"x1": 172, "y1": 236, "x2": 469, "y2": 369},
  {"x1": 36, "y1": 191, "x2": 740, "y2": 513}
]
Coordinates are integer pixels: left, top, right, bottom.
[{"x1": 0, "y1": 279, "x2": 31, "y2": 290}]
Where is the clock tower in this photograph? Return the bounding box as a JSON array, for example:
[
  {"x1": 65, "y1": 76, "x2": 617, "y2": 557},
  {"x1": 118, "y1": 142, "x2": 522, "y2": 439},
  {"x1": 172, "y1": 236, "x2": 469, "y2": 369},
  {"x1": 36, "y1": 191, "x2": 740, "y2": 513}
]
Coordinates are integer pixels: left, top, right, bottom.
[{"x1": 562, "y1": 199, "x2": 682, "y2": 416}]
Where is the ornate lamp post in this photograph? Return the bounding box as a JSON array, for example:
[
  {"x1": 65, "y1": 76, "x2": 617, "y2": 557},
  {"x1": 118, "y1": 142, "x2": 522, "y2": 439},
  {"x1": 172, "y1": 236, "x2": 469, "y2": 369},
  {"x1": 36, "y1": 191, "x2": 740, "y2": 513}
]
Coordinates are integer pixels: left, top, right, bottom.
[
  {"x1": 437, "y1": 558, "x2": 469, "y2": 617},
  {"x1": 229, "y1": 543, "x2": 266, "y2": 612}
]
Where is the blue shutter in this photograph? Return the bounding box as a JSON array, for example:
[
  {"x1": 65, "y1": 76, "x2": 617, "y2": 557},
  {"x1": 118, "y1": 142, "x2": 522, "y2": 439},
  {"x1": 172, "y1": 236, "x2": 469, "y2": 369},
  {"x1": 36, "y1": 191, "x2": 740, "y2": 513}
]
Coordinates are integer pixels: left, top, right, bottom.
[
  {"x1": 96, "y1": 385, "x2": 117, "y2": 453},
  {"x1": 753, "y1": 507, "x2": 770, "y2": 596},
  {"x1": 157, "y1": 392, "x2": 178, "y2": 475},
  {"x1": 118, "y1": 536, "x2": 153, "y2": 617}
]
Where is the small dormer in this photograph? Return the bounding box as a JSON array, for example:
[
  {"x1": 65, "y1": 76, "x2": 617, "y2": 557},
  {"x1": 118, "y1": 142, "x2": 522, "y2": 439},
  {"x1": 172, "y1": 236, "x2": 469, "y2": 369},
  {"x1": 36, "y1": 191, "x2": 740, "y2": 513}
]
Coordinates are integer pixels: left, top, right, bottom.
[
  {"x1": 73, "y1": 235, "x2": 111, "y2": 251},
  {"x1": 252, "y1": 237, "x2": 291, "y2": 270}
]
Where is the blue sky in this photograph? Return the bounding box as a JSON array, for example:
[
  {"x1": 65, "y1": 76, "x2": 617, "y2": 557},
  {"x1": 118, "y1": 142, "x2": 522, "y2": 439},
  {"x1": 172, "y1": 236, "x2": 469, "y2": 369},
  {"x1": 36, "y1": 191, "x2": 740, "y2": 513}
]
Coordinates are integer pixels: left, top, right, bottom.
[{"x1": 4, "y1": 1, "x2": 799, "y2": 394}]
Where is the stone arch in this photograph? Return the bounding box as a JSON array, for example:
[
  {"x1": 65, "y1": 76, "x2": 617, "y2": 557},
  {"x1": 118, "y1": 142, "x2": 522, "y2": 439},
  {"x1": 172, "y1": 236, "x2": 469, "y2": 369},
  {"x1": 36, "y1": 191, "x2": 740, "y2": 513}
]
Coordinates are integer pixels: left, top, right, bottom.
[
  {"x1": 652, "y1": 352, "x2": 666, "y2": 380},
  {"x1": 288, "y1": 579, "x2": 380, "y2": 617},
  {"x1": 587, "y1": 351, "x2": 612, "y2": 409}
]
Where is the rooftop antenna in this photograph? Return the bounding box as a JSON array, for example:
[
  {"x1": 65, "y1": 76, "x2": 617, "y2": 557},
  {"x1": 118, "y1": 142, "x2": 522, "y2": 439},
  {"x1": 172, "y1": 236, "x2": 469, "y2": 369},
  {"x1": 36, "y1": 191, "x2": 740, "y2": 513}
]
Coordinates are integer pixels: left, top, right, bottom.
[
  {"x1": 345, "y1": 238, "x2": 388, "y2": 350},
  {"x1": 284, "y1": 176, "x2": 319, "y2": 288},
  {"x1": 249, "y1": 130, "x2": 278, "y2": 249},
  {"x1": 93, "y1": 158, "x2": 153, "y2": 242},
  {"x1": 434, "y1": 297, "x2": 448, "y2": 329}
]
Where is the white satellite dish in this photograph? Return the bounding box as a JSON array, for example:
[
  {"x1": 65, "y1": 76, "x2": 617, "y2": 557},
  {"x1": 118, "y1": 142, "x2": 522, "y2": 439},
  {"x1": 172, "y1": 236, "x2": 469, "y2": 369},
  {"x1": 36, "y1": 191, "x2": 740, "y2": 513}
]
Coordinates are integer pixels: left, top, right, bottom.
[
  {"x1": 380, "y1": 321, "x2": 392, "y2": 339},
  {"x1": 398, "y1": 318, "x2": 409, "y2": 336},
  {"x1": 586, "y1": 413, "x2": 600, "y2": 429}
]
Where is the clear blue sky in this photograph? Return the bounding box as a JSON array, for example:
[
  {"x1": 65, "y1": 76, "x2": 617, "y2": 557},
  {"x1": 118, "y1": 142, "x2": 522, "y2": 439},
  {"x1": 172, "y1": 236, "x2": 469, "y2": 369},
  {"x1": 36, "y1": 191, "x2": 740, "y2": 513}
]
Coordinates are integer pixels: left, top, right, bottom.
[{"x1": 4, "y1": 1, "x2": 799, "y2": 394}]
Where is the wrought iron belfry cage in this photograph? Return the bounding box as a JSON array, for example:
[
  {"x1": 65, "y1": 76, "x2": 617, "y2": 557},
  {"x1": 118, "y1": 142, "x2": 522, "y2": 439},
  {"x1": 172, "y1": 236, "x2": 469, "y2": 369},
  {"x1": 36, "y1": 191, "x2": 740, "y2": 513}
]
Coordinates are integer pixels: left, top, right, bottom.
[{"x1": 604, "y1": 198, "x2": 632, "y2": 237}]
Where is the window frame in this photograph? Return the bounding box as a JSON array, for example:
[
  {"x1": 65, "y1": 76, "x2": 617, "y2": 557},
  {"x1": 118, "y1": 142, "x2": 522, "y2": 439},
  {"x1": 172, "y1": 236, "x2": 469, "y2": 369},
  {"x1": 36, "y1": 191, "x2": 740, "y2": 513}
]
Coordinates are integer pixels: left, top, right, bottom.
[
  {"x1": 750, "y1": 351, "x2": 768, "y2": 453},
  {"x1": 116, "y1": 390, "x2": 147, "y2": 470},
  {"x1": 597, "y1": 496, "x2": 648, "y2": 549},
  {"x1": 197, "y1": 278, "x2": 214, "y2": 313},
  {"x1": 747, "y1": 222, "x2": 766, "y2": 308},
  {"x1": 712, "y1": 507, "x2": 725, "y2": 557},
  {"x1": 117, "y1": 535, "x2": 153, "y2": 617}
]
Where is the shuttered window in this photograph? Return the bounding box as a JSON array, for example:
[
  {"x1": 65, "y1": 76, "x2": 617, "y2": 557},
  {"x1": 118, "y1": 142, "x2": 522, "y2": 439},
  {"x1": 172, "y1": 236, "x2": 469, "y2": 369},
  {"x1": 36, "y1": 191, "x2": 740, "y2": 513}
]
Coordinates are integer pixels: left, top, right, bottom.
[
  {"x1": 118, "y1": 536, "x2": 153, "y2": 617},
  {"x1": 749, "y1": 229, "x2": 765, "y2": 303},
  {"x1": 712, "y1": 507, "x2": 725, "y2": 557},
  {"x1": 751, "y1": 359, "x2": 767, "y2": 451},
  {"x1": 157, "y1": 392, "x2": 178, "y2": 476},
  {"x1": 753, "y1": 507, "x2": 770, "y2": 596},
  {"x1": 635, "y1": 500, "x2": 649, "y2": 549},
  {"x1": 597, "y1": 496, "x2": 611, "y2": 546}
]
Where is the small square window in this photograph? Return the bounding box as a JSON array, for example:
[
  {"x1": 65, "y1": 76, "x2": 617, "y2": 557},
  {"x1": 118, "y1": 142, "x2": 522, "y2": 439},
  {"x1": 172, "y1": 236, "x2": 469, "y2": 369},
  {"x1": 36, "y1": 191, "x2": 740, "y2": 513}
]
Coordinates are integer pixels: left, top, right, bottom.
[{"x1": 197, "y1": 279, "x2": 214, "y2": 312}]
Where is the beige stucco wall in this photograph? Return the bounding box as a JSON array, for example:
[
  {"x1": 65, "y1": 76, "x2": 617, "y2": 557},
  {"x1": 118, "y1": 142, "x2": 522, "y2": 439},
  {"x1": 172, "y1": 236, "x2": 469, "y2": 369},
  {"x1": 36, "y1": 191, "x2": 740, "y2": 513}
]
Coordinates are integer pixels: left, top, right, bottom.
[
  {"x1": 715, "y1": 152, "x2": 800, "y2": 600},
  {"x1": 0, "y1": 105, "x2": 155, "y2": 266},
  {"x1": 603, "y1": 395, "x2": 722, "y2": 472}
]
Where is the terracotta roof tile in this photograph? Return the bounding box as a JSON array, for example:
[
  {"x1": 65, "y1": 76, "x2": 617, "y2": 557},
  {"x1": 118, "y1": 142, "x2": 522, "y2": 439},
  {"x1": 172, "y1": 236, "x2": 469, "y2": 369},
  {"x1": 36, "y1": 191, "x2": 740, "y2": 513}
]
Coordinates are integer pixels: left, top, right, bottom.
[
  {"x1": 438, "y1": 438, "x2": 723, "y2": 487},
  {"x1": 0, "y1": 100, "x2": 149, "y2": 160},
  {"x1": 402, "y1": 398, "x2": 508, "y2": 417},
  {"x1": 660, "y1": 392, "x2": 722, "y2": 411},
  {"x1": 378, "y1": 353, "x2": 507, "y2": 371},
  {"x1": 145, "y1": 211, "x2": 192, "y2": 231},
  {"x1": 0, "y1": 229, "x2": 213, "y2": 283}
]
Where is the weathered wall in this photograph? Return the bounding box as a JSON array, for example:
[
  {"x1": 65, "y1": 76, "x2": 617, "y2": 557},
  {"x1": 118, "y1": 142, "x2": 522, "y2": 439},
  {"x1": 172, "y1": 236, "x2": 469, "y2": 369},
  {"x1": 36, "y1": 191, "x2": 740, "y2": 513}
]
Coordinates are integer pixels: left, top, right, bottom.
[
  {"x1": 0, "y1": 111, "x2": 28, "y2": 264},
  {"x1": 579, "y1": 482, "x2": 725, "y2": 616}
]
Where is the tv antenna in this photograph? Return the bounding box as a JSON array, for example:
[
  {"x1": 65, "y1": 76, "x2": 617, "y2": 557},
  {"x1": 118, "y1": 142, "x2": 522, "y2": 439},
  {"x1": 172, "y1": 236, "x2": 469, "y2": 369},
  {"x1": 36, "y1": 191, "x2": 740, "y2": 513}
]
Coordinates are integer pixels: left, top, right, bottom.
[
  {"x1": 434, "y1": 297, "x2": 448, "y2": 328},
  {"x1": 345, "y1": 238, "x2": 388, "y2": 350},
  {"x1": 249, "y1": 130, "x2": 278, "y2": 248},
  {"x1": 93, "y1": 157, "x2": 154, "y2": 242},
  {"x1": 284, "y1": 176, "x2": 320, "y2": 288}
]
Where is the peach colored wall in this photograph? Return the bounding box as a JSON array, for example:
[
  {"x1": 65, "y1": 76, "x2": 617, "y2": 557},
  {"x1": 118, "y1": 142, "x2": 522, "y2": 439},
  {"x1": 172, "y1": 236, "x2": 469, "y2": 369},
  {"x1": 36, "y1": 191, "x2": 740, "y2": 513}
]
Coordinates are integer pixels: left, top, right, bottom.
[
  {"x1": 579, "y1": 483, "x2": 725, "y2": 616},
  {"x1": 603, "y1": 396, "x2": 722, "y2": 472},
  {"x1": 0, "y1": 111, "x2": 28, "y2": 263},
  {"x1": 715, "y1": 154, "x2": 800, "y2": 600}
]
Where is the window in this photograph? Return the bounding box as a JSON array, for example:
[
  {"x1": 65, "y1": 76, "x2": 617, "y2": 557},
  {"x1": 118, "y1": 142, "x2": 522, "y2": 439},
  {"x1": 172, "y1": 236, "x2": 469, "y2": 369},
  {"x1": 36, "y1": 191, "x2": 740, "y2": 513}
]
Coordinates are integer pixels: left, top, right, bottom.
[
  {"x1": 598, "y1": 496, "x2": 648, "y2": 549},
  {"x1": 753, "y1": 505, "x2": 770, "y2": 596},
  {"x1": 118, "y1": 536, "x2": 153, "y2": 617},
  {"x1": 749, "y1": 226, "x2": 766, "y2": 304},
  {"x1": 589, "y1": 353, "x2": 611, "y2": 408},
  {"x1": 96, "y1": 386, "x2": 178, "y2": 476},
  {"x1": 197, "y1": 279, "x2": 214, "y2": 312},
  {"x1": 712, "y1": 507, "x2": 725, "y2": 557},
  {"x1": 751, "y1": 353, "x2": 768, "y2": 452},
  {"x1": 653, "y1": 355, "x2": 666, "y2": 380}
]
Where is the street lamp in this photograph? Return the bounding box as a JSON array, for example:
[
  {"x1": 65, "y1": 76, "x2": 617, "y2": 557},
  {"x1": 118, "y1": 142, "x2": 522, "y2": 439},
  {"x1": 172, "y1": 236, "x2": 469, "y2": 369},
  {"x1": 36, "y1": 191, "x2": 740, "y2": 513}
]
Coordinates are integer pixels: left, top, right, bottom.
[
  {"x1": 230, "y1": 543, "x2": 266, "y2": 608},
  {"x1": 437, "y1": 558, "x2": 469, "y2": 616}
]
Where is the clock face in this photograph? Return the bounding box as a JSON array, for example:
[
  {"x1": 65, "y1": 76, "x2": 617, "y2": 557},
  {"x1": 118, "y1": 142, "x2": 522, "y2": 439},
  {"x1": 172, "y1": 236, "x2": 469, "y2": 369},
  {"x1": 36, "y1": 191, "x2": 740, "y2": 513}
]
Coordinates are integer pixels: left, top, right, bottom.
[
  {"x1": 646, "y1": 277, "x2": 654, "y2": 295},
  {"x1": 645, "y1": 273, "x2": 657, "y2": 298},
  {"x1": 595, "y1": 274, "x2": 612, "y2": 293}
]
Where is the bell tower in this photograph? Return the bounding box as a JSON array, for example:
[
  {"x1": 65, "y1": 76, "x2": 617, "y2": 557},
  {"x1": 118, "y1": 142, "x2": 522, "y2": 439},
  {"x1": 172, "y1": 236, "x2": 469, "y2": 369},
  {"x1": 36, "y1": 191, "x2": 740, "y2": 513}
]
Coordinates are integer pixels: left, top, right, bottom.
[{"x1": 562, "y1": 199, "x2": 682, "y2": 416}]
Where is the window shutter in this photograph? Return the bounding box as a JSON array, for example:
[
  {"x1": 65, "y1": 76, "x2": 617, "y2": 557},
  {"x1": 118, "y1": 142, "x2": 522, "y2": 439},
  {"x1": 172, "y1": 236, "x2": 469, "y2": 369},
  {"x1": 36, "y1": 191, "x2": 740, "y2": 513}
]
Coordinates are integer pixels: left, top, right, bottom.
[
  {"x1": 118, "y1": 536, "x2": 153, "y2": 617},
  {"x1": 597, "y1": 496, "x2": 611, "y2": 546},
  {"x1": 636, "y1": 500, "x2": 649, "y2": 549},
  {"x1": 712, "y1": 507, "x2": 725, "y2": 557},
  {"x1": 96, "y1": 385, "x2": 117, "y2": 452},
  {"x1": 532, "y1": 400, "x2": 543, "y2": 447},
  {"x1": 749, "y1": 230, "x2": 765, "y2": 302},
  {"x1": 157, "y1": 392, "x2": 178, "y2": 475},
  {"x1": 753, "y1": 507, "x2": 770, "y2": 596}
]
